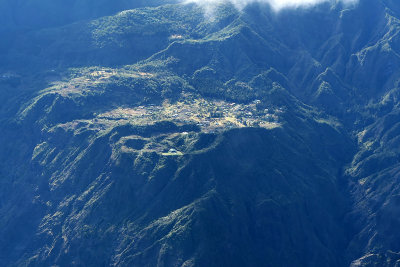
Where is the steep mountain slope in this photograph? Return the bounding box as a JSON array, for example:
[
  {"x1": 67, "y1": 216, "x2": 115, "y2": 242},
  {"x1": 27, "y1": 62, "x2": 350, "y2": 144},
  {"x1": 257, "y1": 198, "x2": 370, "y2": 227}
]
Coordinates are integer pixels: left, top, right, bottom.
[
  {"x1": 0, "y1": 0, "x2": 178, "y2": 30},
  {"x1": 1, "y1": 0, "x2": 400, "y2": 266}
]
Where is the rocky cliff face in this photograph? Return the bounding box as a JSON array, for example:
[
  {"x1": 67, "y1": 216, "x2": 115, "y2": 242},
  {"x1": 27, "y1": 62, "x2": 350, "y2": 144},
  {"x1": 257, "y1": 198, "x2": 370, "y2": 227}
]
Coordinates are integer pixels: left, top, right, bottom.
[{"x1": 1, "y1": 0, "x2": 400, "y2": 266}]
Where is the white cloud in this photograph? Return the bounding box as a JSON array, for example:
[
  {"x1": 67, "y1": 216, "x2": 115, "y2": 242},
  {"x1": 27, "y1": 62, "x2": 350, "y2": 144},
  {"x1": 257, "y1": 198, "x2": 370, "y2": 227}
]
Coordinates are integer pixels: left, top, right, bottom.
[{"x1": 183, "y1": 0, "x2": 358, "y2": 11}]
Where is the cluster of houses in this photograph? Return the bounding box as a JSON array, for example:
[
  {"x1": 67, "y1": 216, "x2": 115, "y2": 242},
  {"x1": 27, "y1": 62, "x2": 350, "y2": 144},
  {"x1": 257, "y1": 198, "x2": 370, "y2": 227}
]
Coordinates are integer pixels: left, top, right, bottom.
[{"x1": 97, "y1": 95, "x2": 281, "y2": 133}]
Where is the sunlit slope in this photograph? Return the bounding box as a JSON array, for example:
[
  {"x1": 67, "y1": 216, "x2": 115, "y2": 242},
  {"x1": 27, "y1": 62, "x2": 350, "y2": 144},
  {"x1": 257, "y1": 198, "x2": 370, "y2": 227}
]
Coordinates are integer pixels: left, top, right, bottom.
[{"x1": 1, "y1": 0, "x2": 400, "y2": 266}]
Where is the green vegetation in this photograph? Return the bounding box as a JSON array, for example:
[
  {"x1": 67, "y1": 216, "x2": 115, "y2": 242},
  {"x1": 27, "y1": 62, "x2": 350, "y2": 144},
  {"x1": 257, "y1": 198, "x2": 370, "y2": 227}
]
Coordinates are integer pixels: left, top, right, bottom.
[{"x1": 2, "y1": 1, "x2": 400, "y2": 266}]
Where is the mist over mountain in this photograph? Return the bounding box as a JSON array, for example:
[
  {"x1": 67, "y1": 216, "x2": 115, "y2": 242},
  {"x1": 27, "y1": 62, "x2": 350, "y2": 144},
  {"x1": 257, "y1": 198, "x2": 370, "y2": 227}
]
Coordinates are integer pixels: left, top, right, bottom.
[
  {"x1": 1, "y1": 0, "x2": 400, "y2": 266},
  {"x1": 184, "y1": 0, "x2": 358, "y2": 11}
]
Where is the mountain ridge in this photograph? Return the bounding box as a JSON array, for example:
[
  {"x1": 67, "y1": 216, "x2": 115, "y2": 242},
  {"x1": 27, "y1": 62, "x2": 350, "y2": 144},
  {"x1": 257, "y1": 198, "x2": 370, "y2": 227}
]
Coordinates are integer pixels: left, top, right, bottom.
[{"x1": 1, "y1": 0, "x2": 400, "y2": 266}]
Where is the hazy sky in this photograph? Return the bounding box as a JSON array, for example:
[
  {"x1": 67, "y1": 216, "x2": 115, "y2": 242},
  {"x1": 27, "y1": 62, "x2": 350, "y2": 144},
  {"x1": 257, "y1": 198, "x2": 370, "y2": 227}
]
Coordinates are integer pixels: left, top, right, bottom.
[{"x1": 184, "y1": 0, "x2": 359, "y2": 11}]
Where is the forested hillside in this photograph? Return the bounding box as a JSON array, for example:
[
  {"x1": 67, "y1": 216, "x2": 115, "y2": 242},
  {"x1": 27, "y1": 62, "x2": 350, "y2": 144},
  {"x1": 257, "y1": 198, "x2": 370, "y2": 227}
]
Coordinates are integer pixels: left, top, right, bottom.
[{"x1": 1, "y1": 0, "x2": 400, "y2": 266}]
